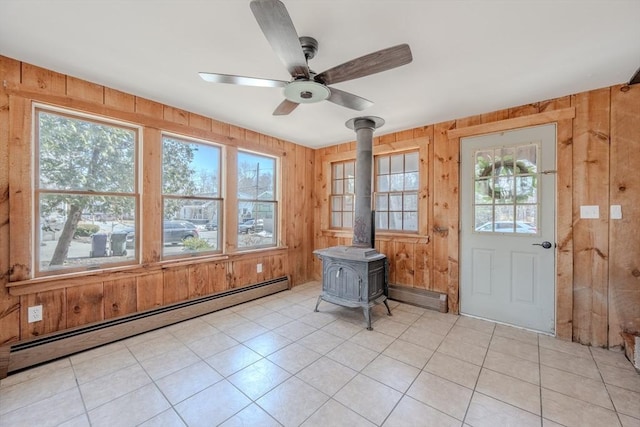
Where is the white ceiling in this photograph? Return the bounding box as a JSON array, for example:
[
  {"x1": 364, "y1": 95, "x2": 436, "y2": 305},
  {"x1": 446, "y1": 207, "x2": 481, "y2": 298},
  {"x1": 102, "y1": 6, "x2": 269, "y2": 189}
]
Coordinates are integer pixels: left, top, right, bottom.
[{"x1": 1, "y1": 0, "x2": 639, "y2": 148}]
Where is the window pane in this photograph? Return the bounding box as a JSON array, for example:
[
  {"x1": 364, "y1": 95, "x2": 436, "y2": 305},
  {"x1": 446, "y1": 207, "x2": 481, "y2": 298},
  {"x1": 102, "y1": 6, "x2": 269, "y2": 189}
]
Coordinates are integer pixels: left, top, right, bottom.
[
  {"x1": 375, "y1": 194, "x2": 388, "y2": 211},
  {"x1": 516, "y1": 205, "x2": 538, "y2": 234},
  {"x1": 389, "y1": 193, "x2": 403, "y2": 210},
  {"x1": 475, "y1": 150, "x2": 494, "y2": 179},
  {"x1": 376, "y1": 211, "x2": 388, "y2": 229},
  {"x1": 333, "y1": 163, "x2": 343, "y2": 179},
  {"x1": 404, "y1": 193, "x2": 418, "y2": 211},
  {"x1": 389, "y1": 212, "x2": 403, "y2": 230},
  {"x1": 38, "y1": 111, "x2": 135, "y2": 193},
  {"x1": 495, "y1": 205, "x2": 515, "y2": 223},
  {"x1": 378, "y1": 156, "x2": 389, "y2": 175},
  {"x1": 345, "y1": 178, "x2": 355, "y2": 194},
  {"x1": 342, "y1": 212, "x2": 353, "y2": 228},
  {"x1": 404, "y1": 172, "x2": 419, "y2": 191},
  {"x1": 162, "y1": 198, "x2": 220, "y2": 257},
  {"x1": 343, "y1": 195, "x2": 354, "y2": 211},
  {"x1": 377, "y1": 175, "x2": 389, "y2": 192},
  {"x1": 403, "y1": 212, "x2": 418, "y2": 231},
  {"x1": 332, "y1": 179, "x2": 344, "y2": 194},
  {"x1": 390, "y1": 154, "x2": 404, "y2": 174},
  {"x1": 331, "y1": 212, "x2": 342, "y2": 228},
  {"x1": 344, "y1": 161, "x2": 355, "y2": 177},
  {"x1": 238, "y1": 152, "x2": 276, "y2": 200},
  {"x1": 389, "y1": 174, "x2": 404, "y2": 191},
  {"x1": 516, "y1": 176, "x2": 537, "y2": 203},
  {"x1": 38, "y1": 194, "x2": 137, "y2": 273},
  {"x1": 162, "y1": 136, "x2": 220, "y2": 196},
  {"x1": 405, "y1": 152, "x2": 419, "y2": 172},
  {"x1": 475, "y1": 179, "x2": 492, "y2": 203},
  {"x1": 331, "y1": 196, "x2": 342, "y2": 211},
  {"x1": 475, "y1": 205, "x2": 494, "y2": 231},
  {"x1": 493, "y1": 176, "x2": 515, "y2": 204},
  {"x1": 238, "y1": 202, "x2": 276, "y2": 248}
]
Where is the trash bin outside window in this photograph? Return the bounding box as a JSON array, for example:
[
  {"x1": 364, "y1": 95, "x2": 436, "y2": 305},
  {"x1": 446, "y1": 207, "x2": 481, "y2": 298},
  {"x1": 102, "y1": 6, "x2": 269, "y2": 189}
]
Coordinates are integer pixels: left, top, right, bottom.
[
  {"x1": 110, "y1": 232, "x2": 128, "y2": 256},
  {"x1": 90, "y1": 233, "x2": 109, "y2": 257}
]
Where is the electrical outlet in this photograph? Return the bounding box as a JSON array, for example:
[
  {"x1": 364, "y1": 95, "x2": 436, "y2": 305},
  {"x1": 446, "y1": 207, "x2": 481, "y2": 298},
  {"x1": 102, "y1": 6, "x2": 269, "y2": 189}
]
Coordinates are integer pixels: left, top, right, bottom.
[
  {"x1": 257, "y1": 263, "x2": 263, "y2": 273},
  {"x1": 28, "y1": 305, "x2": 43, "y2": 323}
]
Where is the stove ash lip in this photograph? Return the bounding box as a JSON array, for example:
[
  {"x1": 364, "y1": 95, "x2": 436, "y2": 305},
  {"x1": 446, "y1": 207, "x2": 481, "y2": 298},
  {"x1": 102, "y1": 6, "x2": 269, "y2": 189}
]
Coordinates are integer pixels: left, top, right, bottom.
[{"x1": 313, "y1": 245, "x2": 386, "y2": 261}]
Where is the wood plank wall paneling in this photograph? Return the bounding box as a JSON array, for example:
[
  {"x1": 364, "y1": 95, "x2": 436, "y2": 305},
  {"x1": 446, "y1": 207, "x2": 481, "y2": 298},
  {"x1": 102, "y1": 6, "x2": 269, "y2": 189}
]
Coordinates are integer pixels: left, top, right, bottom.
[
  {"x1": 314, "y1": 86, "x2": 639, "y2": 347},
  {"x1": 0, "y1": 57, "x2": 21, "y2": 346},
  {"x1": 2, "y1": 54, "x2": 640, "y2": 349},
  {"x1": 572, "y1": 88, "x2": 611, "y2": 347},
  {"x1": 0, "y1": 56, "x2": 313, "y2": 342},
  {"x1": 609, "y1": 84, "x2": 640, "y2": 345}
]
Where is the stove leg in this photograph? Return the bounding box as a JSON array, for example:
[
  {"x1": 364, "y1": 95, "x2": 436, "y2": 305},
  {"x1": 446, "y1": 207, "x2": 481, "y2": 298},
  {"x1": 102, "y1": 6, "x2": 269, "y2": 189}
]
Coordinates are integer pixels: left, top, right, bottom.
[
  {"x1": 364, "y1": 307, "x2": 372, "y2": 330},
  {"x1": 383, "y1": 299, "x2": 392, "y2": 316},
  {"x1": 314, "y1": 296, "x2": 322, "y2": 312}
]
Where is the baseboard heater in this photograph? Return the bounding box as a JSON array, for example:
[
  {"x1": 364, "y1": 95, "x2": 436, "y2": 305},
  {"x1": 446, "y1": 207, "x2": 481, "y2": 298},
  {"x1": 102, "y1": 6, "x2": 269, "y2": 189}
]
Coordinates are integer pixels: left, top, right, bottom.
[
  {"x1": 0, "y1": 276, "x2": 290, "y2": 378},
  {"x1": 387, "y1": 284, "x2": 448, "y2": 313}
]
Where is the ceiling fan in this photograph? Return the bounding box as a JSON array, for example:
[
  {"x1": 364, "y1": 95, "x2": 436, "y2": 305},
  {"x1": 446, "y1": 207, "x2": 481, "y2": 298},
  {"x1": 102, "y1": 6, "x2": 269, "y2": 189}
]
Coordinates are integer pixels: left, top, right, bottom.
[{"x1": 199, "y1": 0, "x2": 413, "y2": 116}]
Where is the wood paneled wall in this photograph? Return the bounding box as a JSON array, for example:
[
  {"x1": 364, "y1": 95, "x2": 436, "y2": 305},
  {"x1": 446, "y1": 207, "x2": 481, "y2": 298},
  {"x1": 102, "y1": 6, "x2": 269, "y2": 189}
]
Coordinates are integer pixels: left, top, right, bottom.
[
  {"x1": 314, "y1": 86, "x2": 640, "y2": 348},
  {"x1": 0, "y1": 56, "x2": 315, "y2": 344},
  {"x1": 2, "y1": 54, "x2": 639, "y2": 350}
]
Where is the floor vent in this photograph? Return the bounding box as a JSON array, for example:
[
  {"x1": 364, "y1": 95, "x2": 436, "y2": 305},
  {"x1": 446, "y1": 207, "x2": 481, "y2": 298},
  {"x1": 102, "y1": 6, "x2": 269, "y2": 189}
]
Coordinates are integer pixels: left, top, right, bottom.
[
  {"x1": 1, "y1": 276, "x2": 289, "y2": 378},
  {"x1": 387, "y1": 284, "x2": 448, "y2": 313}
]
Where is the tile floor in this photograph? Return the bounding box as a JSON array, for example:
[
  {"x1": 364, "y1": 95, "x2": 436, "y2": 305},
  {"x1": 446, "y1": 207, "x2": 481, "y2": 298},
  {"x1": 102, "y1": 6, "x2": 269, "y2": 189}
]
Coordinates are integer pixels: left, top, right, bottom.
[{"x1": 1, "y1": 281, "x2": 639, "y2": 427}]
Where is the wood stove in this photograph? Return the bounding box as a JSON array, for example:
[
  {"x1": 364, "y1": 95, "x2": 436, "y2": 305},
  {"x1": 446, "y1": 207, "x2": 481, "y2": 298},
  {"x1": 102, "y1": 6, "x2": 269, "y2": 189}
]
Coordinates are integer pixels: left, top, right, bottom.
[{"x1": 314, "y1": 116, "x2": 391, "y2": 330}]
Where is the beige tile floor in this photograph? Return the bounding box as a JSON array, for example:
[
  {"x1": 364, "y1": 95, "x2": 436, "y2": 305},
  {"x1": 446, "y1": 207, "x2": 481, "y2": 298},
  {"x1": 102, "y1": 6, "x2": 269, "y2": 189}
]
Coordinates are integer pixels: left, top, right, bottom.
[{"x1": 1, "y1": 281, "x2": 639, "y2": 427}]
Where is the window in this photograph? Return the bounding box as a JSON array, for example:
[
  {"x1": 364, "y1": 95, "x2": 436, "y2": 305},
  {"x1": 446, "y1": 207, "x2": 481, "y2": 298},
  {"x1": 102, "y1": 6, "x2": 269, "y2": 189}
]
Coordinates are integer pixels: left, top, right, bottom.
[
  {"x1": 162, "y1": 135, "x2": 222, "y2": 257},
  {"x1": 330, "y1": 160, "x2": 355, "y2": 228},
  {"x1": 35, "y1": 108, "x2": 138, "y2": 274},
  {"x1": 237, "y1": 151, "x2": 277, "y2": 249},
  {"x1": 473, "y1": 144, "x2": 539, "y2": 234},
  {"x1": 375, "y1": 151, "x2": 419, "y2": 232}
]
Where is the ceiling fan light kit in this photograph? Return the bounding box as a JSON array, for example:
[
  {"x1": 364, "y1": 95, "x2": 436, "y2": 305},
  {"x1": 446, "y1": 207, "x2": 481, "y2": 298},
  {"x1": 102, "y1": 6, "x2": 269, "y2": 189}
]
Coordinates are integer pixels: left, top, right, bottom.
[{"x1": 199, "y1": 0, "x2": 412, "y2": 115}]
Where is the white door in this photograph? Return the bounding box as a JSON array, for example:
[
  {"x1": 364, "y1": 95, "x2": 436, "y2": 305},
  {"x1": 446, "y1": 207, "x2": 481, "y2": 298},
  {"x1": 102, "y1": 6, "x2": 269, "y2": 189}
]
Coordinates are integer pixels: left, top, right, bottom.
[{"x1": 460, "y1": 124, "x2": 556, "y2": 334}]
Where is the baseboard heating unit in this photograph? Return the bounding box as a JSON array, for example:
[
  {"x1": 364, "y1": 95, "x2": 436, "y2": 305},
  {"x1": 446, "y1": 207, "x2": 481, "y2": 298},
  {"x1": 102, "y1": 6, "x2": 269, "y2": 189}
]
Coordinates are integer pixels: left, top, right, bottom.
[
  {"x1": 387, "y1": 284, "x2": 448, "y2": 313},
  {"x1": 0, "y1": 276, "x2": 290, "y2": 378}
]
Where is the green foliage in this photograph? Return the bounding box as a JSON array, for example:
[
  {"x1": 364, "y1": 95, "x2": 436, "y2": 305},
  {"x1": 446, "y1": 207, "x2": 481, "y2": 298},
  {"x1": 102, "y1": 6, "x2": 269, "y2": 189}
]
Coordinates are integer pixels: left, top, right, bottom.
[
  {"x1": 74, "y1": 223, "x2": 100, "y2": 237},
  {"x1": 182, "y1": 237, "x2": 212, "y2": 251}
]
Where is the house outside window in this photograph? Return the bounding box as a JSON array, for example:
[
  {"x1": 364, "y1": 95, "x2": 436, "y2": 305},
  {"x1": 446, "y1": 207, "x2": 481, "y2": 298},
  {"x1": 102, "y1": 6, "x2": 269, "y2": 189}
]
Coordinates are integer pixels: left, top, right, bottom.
[
  {"x1": 375, "y1": 151, "x2": 419, "y2": 232},
  {"x1": 330, "y1": 160, "x2": 355, "y2": 229},
  {"x1": 35, "y1": 108, "x2": 139, "y2": 275},
  {"x1": 237, "y1": 151, "x2": 277, "y2": 249},
  {"x1": 162, "y1": 134, "x2": 222, "y2": 257}
]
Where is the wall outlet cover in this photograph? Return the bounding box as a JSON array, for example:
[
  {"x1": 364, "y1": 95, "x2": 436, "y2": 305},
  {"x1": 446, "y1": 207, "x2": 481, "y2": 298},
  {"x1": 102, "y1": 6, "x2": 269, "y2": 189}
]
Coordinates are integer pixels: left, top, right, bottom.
[
  {"x1": 610, "y1": 205, "x2": 622, "y2": 219},
  {"x1": 28, "y1": 305, "x2": 43, "y2": 323},
  {"x1": 580, "y1": 205, "x2": 599, "y2": 219}
]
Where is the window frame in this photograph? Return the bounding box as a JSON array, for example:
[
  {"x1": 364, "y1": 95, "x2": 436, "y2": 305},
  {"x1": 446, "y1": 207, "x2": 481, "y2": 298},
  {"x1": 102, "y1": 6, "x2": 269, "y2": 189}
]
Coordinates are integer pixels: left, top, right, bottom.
[
  {"x1": 374, "y1": 150, "x2": 420, "y2": 233},
  {"x1": 329, "y1": 159, "x2": 355, "y2": 229},
  {"x1": 33, "y1": 105, "x2": 141, "y2": 277},
  {"x1": 161, "y1": 133, "x2": 224, "y2": 259},
  {"x1": 236, "y1": 149, "x2": 279, "y2": 250}
]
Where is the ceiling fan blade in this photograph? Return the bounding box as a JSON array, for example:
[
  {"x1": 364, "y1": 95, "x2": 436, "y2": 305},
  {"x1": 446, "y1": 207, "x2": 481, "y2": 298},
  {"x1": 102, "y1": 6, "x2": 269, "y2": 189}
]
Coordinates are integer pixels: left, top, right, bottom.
[
  {"x1": 273, "y1": 99, "x2": 299, "y2": 115},
  {"x1": 327, "y1": 87, "x2": 374, "y2": 111},
  {"x1": 199, "y1": 72, "x2": 288, "y2": 88},
  {"x1": 316, "y1": 44, "x2": 412, "y2": 85},
  {"x1": 250, "y1": 0, "x2": 309, "y2": 79}
]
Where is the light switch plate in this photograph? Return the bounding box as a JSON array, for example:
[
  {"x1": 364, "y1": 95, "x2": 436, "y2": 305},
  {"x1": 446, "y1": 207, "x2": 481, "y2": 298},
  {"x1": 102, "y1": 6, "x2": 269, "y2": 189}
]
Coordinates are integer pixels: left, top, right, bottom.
[
  {"x1": 611, "y1": 205, "x2": 622, "y2": 219},
  {"x1": 580, "y1": 205, "x2": 599, "y2": 219}
]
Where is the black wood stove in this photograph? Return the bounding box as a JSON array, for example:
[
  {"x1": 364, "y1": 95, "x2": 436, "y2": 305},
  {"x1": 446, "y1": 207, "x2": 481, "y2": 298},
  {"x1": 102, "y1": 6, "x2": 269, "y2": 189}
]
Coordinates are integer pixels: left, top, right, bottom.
[{"x1": 314, "y1": 116, "x2": 391, "y2": 330}]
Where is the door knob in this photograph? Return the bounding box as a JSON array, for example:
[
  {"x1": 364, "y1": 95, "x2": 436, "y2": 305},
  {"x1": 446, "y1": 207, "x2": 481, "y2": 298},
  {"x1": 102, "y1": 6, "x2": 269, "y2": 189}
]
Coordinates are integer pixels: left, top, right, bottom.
[{"x1": 532, "y1": 241, "x2": 553, "y2": 249}]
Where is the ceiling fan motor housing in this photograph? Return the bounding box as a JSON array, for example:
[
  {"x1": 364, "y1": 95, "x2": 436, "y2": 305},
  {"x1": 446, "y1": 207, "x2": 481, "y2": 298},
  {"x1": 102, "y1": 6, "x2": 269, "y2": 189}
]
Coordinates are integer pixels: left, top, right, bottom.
[{"x1": 283, "y1": 80, "x2": 330, "y2": 103}]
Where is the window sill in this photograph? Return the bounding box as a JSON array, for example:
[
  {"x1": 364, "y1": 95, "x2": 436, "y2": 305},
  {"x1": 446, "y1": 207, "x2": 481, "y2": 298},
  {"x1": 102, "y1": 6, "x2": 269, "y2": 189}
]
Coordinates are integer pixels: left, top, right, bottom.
[{"x1": 7, "y1": 248, "x2": 289, "y2": 296}]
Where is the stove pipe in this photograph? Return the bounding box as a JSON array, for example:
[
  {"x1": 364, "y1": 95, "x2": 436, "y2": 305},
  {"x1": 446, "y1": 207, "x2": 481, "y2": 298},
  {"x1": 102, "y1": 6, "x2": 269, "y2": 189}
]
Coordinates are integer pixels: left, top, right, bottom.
[{"x1": 346, "y1": 116, "x2": 385, "y2": 248}]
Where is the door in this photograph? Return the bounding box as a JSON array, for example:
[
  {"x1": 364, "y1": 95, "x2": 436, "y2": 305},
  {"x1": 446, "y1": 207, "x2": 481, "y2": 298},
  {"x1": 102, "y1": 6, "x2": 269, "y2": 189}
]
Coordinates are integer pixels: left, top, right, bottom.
[{"x1": 460, "y1": 124, "x2": 556, "y2": 334}]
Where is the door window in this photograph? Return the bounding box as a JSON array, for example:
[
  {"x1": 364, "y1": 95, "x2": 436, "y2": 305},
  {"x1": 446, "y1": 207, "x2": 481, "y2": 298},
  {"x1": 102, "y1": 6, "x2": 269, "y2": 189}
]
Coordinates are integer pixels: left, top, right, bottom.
[{"x1": 473, "y1": 144, "x2": 539, "y2": 234}]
